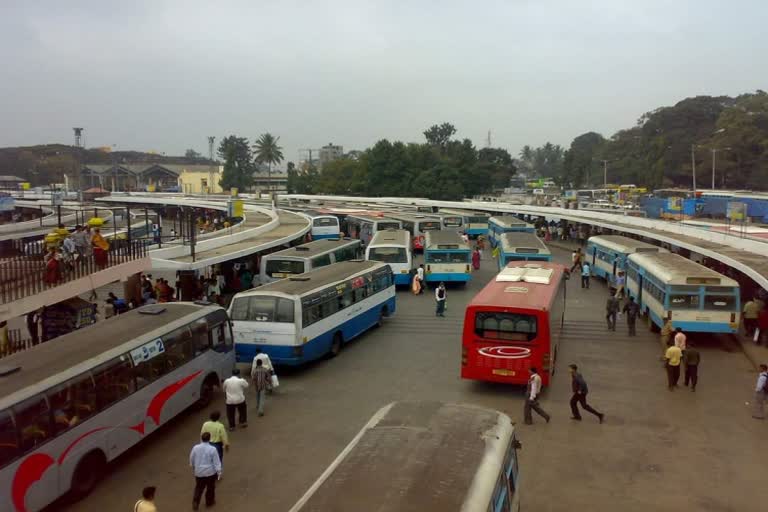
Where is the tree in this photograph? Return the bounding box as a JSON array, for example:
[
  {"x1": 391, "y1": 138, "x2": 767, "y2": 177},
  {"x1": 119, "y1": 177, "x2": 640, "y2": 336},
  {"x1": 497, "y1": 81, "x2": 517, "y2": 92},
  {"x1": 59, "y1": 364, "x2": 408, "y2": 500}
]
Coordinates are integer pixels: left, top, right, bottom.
[
  {"x1": 253, "y1": 133, "x2": 284, "y2": 192},
  {"x1": 184, "y1": 149, "x2": 203, "y2": 159},
  {"x1": 217, "y1": 135, "x2": 254, "y2": 192},
  {"x1": 562, "y1": 132, "x2": 605, "y2": 187},
  {"x1": 423, "y1": 123, "x2": 457, "y2": 153}
]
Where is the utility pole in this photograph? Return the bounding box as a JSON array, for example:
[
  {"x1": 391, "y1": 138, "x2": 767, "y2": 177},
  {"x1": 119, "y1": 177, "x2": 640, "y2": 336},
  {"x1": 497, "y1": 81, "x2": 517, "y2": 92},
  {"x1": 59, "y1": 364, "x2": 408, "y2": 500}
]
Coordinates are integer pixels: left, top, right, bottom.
[
  {"x1": 208, "y1": 136, "x2": 215, "y2": 194},
  {"x1": 73, "y1": 128, "x2": 84, "y2": 200},
  {"x1": 711, "y1": 147, "x2": 731, "y2": 190},
  {"x1": 691, "y1": 144, "x2": 697, "y2": 194},
  {"x1": 599, "y1": 160, "x2": 609, "y2": 189}
]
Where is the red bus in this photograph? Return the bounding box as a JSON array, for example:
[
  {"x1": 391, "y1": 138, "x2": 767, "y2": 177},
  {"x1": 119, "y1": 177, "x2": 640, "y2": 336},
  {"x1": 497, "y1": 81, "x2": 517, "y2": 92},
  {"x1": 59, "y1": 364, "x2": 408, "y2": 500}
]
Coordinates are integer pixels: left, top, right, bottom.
[{"x1": 461, "y1": 262, "x2": 567, "y2": 386}]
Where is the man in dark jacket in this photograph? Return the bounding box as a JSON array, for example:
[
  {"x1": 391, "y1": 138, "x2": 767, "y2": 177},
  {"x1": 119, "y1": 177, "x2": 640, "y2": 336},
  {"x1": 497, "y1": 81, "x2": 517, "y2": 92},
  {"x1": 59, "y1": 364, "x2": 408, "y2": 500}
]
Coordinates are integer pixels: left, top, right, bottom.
[
  {"x1": 569, "y1": 364, "x2": 604, "y2": 423},
  {"x1": 606, "y1": 293, "x2": 620, "y2": 331},
  {"x1": 622, "y1": 297, "x2": 641, "y2": 336}
]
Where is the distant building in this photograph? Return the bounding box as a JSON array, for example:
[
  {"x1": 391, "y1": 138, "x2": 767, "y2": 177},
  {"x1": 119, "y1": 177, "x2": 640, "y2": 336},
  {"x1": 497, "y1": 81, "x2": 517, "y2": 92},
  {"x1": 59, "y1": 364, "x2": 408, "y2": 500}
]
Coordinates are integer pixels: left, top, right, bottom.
[
  {"x1": 252, "y1": 170, "x2": 288, "y2": 194},
  {"x1": 178, "y1": 166, "x2": 224, "y2": 194},
  {"x1": 81, "y1": 163, "x2": 220, "y2": 192},
  {"x1": 319, "y1": 143, "x2": 344, "y2": 168},
  {"x1": 0, "y1": 175, "x2": 24, "y2": 189}
]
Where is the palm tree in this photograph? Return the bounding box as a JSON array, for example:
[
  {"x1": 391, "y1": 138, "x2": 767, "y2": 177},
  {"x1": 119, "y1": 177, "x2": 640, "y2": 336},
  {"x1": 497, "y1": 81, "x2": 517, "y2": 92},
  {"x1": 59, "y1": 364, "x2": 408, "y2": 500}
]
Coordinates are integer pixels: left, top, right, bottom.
[{"x1": 253, "y1": 133, "x2": 284, "y2": 192}]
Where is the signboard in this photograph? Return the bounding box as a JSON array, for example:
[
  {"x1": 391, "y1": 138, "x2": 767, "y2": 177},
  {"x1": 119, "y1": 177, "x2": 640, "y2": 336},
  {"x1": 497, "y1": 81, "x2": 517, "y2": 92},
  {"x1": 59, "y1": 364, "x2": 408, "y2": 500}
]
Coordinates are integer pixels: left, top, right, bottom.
[
  {"x1": 230, "y1": 187, "x2": 239, "y2": 197},
  {"x1": 51, "y1": 192, "x2": 63, "y2": 207},
  {"x1": 21, "y1": 182, "x2": 30, "y2": 190},
  {"x1": 726, "y1": 201, "x2": 747, "y2": 222},
  {"x1": 667, "y1": 197, "x2": 682, "y2": 211},
  {"x1": 130, "y1": 338, "x2": 165, "y2": 365},
  {"x1": 227, "y1": 199, "x2": 244, "y2": 218}
]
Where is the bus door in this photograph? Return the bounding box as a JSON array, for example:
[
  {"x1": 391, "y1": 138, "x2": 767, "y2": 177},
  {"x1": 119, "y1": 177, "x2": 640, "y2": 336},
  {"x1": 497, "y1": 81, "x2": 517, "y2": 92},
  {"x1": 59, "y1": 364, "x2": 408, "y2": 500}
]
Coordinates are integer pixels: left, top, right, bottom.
[
  {"x1": 612, "y1": 257, "x2": 617, "y2": 277},
  {"x1": 591, "y1": 246, "x2": 596, "y2": 265},
  {"x1": 637, "y1": 274, "x2": 644, "y2": 305}
]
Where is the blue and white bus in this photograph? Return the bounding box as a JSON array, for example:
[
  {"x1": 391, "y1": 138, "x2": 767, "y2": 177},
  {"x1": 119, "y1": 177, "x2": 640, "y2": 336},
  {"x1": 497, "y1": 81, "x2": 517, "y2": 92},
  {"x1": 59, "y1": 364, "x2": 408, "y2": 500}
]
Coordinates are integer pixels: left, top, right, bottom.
[
  {"x1": 386, "y1": 213, "x2": 442, "y2": 251},
  {"x1": 441, "y1": 210, "x2": 491, "y2": 238},
  {"x1": 586, "y1": 235, "x2": 666, "y2": 285},
  {"x1": 258, "y1": 238, "x2": 362, "y2": 285},
  {"x1": 345, "y1": 215, "x2": 402, "y2": 246},
  {"x1": 304, "y1": 210, "x2": 341, "y2": 239},
  {"x1": 626, "y1": 252, "x2": 740, "y2": 333},
  {"x1": 230, "y1": 261, "x2": 396, "y2": 364},
  {"x1": 424, "y1": 230, "x2": 472, "y2": 284},
  {"x1": 365, "y1": 229, "x2": 413, "y2": 286},
  {"x1": 497, "y1": 232, "x2": 552, "y2": 271},
  {"x1": 488, "y1": 216, "x2": 535, "y2": 248}
]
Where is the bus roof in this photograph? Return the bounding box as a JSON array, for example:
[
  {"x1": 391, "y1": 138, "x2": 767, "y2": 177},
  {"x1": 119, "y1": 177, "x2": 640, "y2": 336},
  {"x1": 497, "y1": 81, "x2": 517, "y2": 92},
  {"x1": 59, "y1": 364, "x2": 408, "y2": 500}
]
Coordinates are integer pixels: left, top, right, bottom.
[
  {"x1": 266, "y1": 239, "x2": 358, "y2": 259},
  {"x1": 488, "y1": 216, "x2": 529, "y2": 229},
  {"x1": 467, "y1": 262, "x2": 565, "y2": 312},
  {"x1": 289, "y1": 401, "x2": 513, "y2": 512},
  {"x1": 367, "y1": 229, "x2": 410, "y2": 248},
  {"x1": 346, "y1": 214, "x2": 400, "y2": 223},
  {"x1": 424, "y1": 230, "x2": 469, "y2": 250},
  {"x1": 302, "y1": 210, "x2": 339, "y2": 219},
  {"x1": 384, "y1": 213, "x2": 440, "y2": 223},
  {"x1": 628, "y1": 252, "x2": 739, "y2": 287},
  {"x1": 245, "y1": 260, "x2": 386, "y2": 296},
  {"x1": 500, "y1": 232, "x2": 550, "y2": 254},
  {"x1": 588, "y1": 235, "x2": 664, "y2": 255},
  {"x1": 0, "y1": 303, "x2": 220, "y2": 408}
]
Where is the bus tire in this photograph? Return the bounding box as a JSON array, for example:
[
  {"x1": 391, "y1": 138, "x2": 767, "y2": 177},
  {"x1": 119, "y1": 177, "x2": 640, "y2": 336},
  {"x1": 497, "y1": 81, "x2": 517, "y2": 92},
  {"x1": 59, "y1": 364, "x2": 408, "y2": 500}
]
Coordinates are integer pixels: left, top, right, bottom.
[
  {"x1": 70, "y1": 450, "x2": 107, "y2": 498},
  {"x1": 330, "y1": 333, "x2": 343, "y2": 357},
  {"x1": 195, "y1": 373, "x2": 219, "y2": 409}
]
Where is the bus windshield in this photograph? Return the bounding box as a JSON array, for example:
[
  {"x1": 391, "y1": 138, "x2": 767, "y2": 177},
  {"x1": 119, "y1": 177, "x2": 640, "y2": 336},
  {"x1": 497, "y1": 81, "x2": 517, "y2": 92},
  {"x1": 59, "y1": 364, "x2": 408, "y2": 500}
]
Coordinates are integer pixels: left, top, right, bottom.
[
  {"x1": 467, "y1": 216, "x2": 488, "y2": 223},
  {"x1": 231, "y1": 296, "x2": 295, "y2": 323},
  {"x1": 378, "y1": 222, "x2": 400, "y2": 230},
  {"x1": 443, "y1": 217, "x2": 462, "y2": 227},
  {"x1": 369, "y1": 247, "x2": 407, "y2": 263},
  {"x1": 419, "y1": 221, "x2": 441, "y2": 231},
  {"x1": 313, "y1": 217, "x2": 337, "y2": 227},
  {"x1": 426, "y1": 251, "x2": 470, "y2": 264},
  {"x1": 265, "y1": 259, "x2": 306, "y2": 277},
  {"x1": 474, "y1": 312, "x2": 537, "y2": 341}
]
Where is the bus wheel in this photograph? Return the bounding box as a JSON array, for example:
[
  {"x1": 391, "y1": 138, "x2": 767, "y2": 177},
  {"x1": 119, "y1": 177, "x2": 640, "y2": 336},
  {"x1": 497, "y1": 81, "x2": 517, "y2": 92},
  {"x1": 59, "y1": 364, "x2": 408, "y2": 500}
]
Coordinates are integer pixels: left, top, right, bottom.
[
  {"x1": 195, "y1": 374, "x2": 219, "y2": 409},
  {"x1": 330, "y1": 333, "x2": 343, "y2": 357},
  {"x1": 70, "y1": 450, "x2": 106, "y2": 498}
]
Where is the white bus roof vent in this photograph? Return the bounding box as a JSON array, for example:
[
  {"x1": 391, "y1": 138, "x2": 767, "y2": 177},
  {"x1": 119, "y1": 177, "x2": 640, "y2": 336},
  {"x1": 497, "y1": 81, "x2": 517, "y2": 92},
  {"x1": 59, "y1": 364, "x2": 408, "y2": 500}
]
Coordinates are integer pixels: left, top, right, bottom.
[{"x1": 496, "y1": 266, "x2": 553, "y2": 284}]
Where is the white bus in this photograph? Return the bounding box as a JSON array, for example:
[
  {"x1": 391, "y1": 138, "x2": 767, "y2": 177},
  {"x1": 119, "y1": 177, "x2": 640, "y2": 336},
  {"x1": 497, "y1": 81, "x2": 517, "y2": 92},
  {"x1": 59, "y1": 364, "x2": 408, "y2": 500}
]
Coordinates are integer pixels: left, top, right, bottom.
[
  {"x1": 586, "y1": 235, "x2": 666, "y2": 285},
  {"x1": 0, "y1": 303, "x2": 234, "y2": 512},
  {"x1": 344, "y1": 215, "x2": 402, "y2": 246},
  {"x1": 304, "y1": 210, "x2": 341, "y2": 239},
  {"x1": 626, "y1": 251, "x2": 740, "y2": 333},
  {"x1": 230, "y1": 260, "x2": 396, "y2": 365},
  {"x1": 289, "y1": 401, "x2": 520, "y2": 512},
  {"x1": 497, "y1": 231, "x2": 552, "y2": 270},
  {"x1": 488, "y1": 216, "x2": 535, "y2": 248},
  {"x1": 384, "y1": 213, "x2": 442, "y2": 252},
  {"x1": 365, "y1": 229, "x2": 413, "y2": 286},
  {"x1": 259, "y1": 238, "x2": 363, "y2": 285},
  {"x1": 423, "y1": 230, "x2": 472, "y2": 284}
]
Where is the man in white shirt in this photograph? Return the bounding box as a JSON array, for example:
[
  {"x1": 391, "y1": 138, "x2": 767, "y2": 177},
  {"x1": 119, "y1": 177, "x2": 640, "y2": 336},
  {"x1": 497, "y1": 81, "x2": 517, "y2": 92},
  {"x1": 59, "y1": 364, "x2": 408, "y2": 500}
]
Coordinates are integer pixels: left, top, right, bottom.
[
  {"x1": 415, "y1": 264, "x2": 425, "y2": 295},
  {"x1": 251, "y1": 349, "x2": 274, "y2": 374},
  {"x1": 189, "y1": 432, "x2": 221, "y2": 510},
  {"x1": 222, "y1": 369, "x2": 249, "y2": 431},
  {"x1": 674, "y1": 328, "x2": 687, "y2": 351},
  {"x1": 753, "y1": 363, "x2": 768, "y2": 419},
  {"x1": 524, "y1": 367, "x2": 551, "y2": 425}
]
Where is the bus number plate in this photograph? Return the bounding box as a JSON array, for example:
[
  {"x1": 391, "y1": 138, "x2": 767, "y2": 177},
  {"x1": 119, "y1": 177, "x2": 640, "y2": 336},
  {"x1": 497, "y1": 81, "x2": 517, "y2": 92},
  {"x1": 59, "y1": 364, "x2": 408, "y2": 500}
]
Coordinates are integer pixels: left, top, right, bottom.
[{"x1": 492, "y1": 369, "x2": 515, "y2": 376}]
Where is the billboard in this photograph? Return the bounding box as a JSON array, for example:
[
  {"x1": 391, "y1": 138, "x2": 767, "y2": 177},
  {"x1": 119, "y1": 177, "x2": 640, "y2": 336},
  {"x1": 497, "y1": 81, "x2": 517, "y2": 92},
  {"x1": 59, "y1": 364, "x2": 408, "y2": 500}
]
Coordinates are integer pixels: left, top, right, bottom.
[{"x1": 727, "y1": 202, "x2": 747, "y2": 222}]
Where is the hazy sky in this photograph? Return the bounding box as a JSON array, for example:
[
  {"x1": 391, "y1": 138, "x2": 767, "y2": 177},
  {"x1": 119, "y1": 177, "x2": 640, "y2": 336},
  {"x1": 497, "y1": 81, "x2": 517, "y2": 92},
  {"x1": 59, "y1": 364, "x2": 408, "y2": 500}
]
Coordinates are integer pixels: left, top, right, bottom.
[{"x1": 1, "y1": 1, "x2": 766, "y2": 168}]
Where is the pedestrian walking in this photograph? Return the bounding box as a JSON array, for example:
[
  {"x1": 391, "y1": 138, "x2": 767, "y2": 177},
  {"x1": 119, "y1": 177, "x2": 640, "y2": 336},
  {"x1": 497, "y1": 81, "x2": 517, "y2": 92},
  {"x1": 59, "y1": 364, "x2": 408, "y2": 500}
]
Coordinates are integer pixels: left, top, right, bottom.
[
  {"x1": 605, "y1": 293, "x2": 619, "y2": 331},
  {"x1": 472, "y1": 248, "x2": 481, "y2": 270},
  {"x1": 134, "y1": 486, "x2": 158, "y2": 512},
  {"x1": 683, "y1": 342, "x2": 700, "y2": 391},
  {"x1": 189, "y1": 432, "x2": 221, "y2": 510},
  {"x1": 476, "y1": 237, "x2": 485, "y2": 259},
  {"x1": 416, "y1": 264, "x2": 425, "y2": 295},
  {"x1": 660, "y1": 318, "x2": 674, "y2": 349},
  {"x1": 743, "y1": 297, "x2": 761, "y2": 336},
  {"x1": 581, "y1": 262, "x2": 591, "y2": 289},
  {"x1": 570, "y1": 248, "x2": 582, "y2": 273},
  {"x1": 435, "y1": 282, "x2": 447, "y2": 317},
  {"x1": 613, "y1": 271, "x2": 626, "y2": 299},
  {"x1": 622, "y1": 297, "x2": 641, "y2": 336},
  {"x1": 674, "y1": 328, "x2": 687, "y2": 352},
  {"x1": 200, "y1": 411, "x2": 229, "y2": 464},
  {"x1": 753, "y1": 364, "x2": 768, "y2": 419},
  {"x1": 568, "y1": 364, "x2": 604, "y2": 423},
  {"x1": 524, "y1": 367, "x2": 550, "y2": 425},
  {"x1": 222, "y1": 369, "x2": 248, "y2": 431},
  {"x1": 251, "y1": 358, "x2": 271, "y2": 416},
  {"x1": 461, "y1": 232, "x2": 469, "y2": 244},
  {"x1": 665, "y1": 342, "x2": 683, "y2": 390},
  {"x1": 26, "y1": 310, "x2": 40, "y2": 345}
]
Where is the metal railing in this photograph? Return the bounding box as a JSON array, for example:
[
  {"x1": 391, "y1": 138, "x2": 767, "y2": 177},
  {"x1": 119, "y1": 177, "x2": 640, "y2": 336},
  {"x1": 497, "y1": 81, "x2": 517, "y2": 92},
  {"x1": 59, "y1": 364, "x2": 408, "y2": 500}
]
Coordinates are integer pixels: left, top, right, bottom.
[
  {"x1": 0, "y1": 239, "x2": 148, "y2": 305},
  {"x1": 0, "y1": 328, "x2": 36, "y2": 359}
]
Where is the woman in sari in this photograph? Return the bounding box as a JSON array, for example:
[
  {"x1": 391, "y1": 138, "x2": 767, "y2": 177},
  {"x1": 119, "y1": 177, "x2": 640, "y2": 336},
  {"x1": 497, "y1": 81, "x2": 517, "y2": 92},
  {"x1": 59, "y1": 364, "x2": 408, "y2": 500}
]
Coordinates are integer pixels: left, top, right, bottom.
[
  {"x1": 472, "y1": 248, "x2": 481, "y2": 270},
  {"x1": 91, "y1": 229, "x2": 109, "y2": 267}
]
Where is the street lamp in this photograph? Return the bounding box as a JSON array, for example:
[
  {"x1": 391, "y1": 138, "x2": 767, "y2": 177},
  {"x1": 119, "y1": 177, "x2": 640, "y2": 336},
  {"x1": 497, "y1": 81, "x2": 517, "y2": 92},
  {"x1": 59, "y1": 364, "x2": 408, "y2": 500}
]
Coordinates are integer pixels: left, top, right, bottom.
[
  {"x1": 711, "y1": 147, "x2": 731, "y2": 190},
  {"x1": 592, "y1": 158, "x2": 613, "y2": 189}
]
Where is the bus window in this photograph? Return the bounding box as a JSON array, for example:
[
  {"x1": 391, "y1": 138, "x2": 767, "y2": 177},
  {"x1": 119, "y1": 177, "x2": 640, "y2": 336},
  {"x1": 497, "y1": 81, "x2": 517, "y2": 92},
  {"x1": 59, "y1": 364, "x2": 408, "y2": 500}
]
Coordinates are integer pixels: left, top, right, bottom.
[
  {"x1": 48, "y1": 374, "x2": 97, "y2": 435},
  {"x1": 313, "y1": 217, "x2": 336, "y2": 227},
  {"x1": 378, "y1": 222, "x2": 400, "y2": 230},
  {"x1": 231, "y1": 296, "x2": 276, "y2": 322},
  {"x1": 266, "y1": 259, "x2": 305, "y2": 277},
  {"x1": 475, "y1": 312, "x2": 537, "y2": 341},
  {"x1": 312, "y1": 254, "x2": 332, "y2": 268},
  {"x1": 670, "y1": 295, "x2": 700, "y2": 309},
  {"x1": 163, "y1": 326, "x2": 194, "y2": 370},
  {"x1": 369, "y1": 247, "x2": 407, "y2": 263},
  {"x1": 13, "y1": 397, "x2": 51, "y2": 452},
  {"x1": 0, "y1": 409, "x2": 19, "y2": 467},
  {"x1": 191, "y1": 318, "x2": 210, "y2": 355},
  {"x1": 94, "y1": 357, "x2": 136, "y2": 406},
  {"x1": 276, "y1": 299, "x2": 295, "y2": 323},
  {"x1": 704, "y1": 294, "x2": 735, "y2": 310}
]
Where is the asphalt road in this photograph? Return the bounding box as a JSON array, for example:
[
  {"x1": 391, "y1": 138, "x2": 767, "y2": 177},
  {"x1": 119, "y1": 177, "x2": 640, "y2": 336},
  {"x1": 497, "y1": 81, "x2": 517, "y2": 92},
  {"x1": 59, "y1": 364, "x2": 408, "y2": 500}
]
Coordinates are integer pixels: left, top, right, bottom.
[{"x1": 59, "y1": 248, "x2": 768, "y2": 512}]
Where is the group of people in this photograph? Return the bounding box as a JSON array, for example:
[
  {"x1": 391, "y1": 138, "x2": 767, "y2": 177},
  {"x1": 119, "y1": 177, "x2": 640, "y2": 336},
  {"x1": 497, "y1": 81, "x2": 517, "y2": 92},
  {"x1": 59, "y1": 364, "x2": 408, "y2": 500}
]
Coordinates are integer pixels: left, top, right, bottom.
[
  {"x1": 661, "y1": 326, "x2": 700, "y2": 391},
  {"x1": 742, "y1": 295, "x2": 768, "y2": 345},
  {"x1": 524, "y1": 364, "x2": 605, "y2": 425},
  {"x1": 43, "y1": 223, "x2": 110, "y2": 284}
]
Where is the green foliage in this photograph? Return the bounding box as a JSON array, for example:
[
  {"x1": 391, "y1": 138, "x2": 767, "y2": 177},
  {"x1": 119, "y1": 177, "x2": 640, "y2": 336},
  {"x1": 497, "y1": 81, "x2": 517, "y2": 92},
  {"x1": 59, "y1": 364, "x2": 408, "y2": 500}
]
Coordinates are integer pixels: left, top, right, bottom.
[
  {"x1": 217, "y1": 135, "x2": 254, "y2": 192},
  {"x1": 304, "y1": 123, "x2": 515, "y2": 200},
  {"x1": 517, "y1": 143, "x2": 564, "y2": 180},
  {"x1": 184, "y1": 149, "x2": 202, "y2": 159},
  {"x1": 562, "y1": 132, "x2": 606, "y2": 187},
  {"x1": 253, "y1": 133, "x2": 284, "y2": 168}
]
